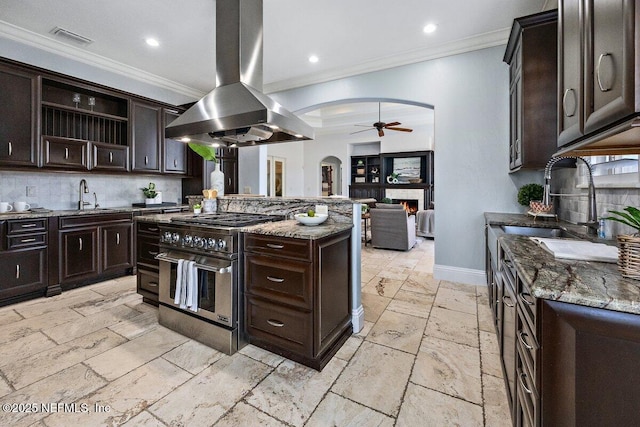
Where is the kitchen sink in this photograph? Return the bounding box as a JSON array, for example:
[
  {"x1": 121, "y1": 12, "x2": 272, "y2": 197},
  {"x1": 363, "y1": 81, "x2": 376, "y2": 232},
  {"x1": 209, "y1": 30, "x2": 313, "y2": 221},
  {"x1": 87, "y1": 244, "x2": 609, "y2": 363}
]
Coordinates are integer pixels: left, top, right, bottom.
[{"x1": 500, "y1": 225, "x2": 577, "y2": 238}]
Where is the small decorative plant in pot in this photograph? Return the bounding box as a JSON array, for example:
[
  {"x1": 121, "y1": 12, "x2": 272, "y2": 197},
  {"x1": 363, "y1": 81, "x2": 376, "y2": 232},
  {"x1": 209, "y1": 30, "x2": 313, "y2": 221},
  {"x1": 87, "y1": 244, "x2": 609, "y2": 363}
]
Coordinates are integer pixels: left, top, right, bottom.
[
  {"x1": 604, "y1": 207, "x2": 640, "y2": 279},
  {"x1": 141, "y1": 182, "x2": 159, "y2": 205},
  {"x1": 517, "y1": 183, "x2": 549, "y2": 213}
]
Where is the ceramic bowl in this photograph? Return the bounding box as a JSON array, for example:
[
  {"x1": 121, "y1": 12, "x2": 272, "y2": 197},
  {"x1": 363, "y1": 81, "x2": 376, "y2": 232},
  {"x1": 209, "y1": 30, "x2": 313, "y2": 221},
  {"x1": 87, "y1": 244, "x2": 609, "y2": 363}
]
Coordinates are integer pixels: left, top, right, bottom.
[
  {"x1": 529, "y1": 200, "x2": 553, "y2": 213},
  {"x1": 294, "y1": 213, "x2": 328, "y2": 226}
]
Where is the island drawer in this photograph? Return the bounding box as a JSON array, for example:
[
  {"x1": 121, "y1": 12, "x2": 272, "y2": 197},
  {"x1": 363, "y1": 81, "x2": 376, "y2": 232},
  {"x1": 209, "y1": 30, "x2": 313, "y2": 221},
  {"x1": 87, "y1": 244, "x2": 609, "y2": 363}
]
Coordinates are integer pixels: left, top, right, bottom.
[
  {"x1": 245, "y1": 253, "x2": 312, "y2": 309},
  {"x1": 137, "y1": 222, "x2": 161, "y2": 235},
  {"x1": 245, "y1": 295, "x2": 312, "y2": 357},
  {"x1": 137, "y1": 269, "x2": 159, "y2": 295},
  {"x1": 244, "y1": 234, "x2": 312, "y2": 261},
  {"x1": 8, "y1": 219, "x2": 47, "y2": 234},
  {"x1": 8, "y1": 233, "x2": 47, "y2": 249}
]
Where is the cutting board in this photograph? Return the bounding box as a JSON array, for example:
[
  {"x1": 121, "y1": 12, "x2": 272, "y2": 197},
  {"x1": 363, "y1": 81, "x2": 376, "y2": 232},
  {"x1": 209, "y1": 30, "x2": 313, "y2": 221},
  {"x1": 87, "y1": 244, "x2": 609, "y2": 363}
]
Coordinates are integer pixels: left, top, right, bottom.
[{"x1": 530, "y1": 237, "x2": 619, "y2": 263}]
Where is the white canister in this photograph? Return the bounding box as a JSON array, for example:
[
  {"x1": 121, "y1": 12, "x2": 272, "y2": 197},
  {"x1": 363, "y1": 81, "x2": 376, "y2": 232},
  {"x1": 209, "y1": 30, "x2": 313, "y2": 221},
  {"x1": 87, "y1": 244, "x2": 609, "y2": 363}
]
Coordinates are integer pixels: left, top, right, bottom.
[
  {"x1": 210, "y1": 161, "x2": 225, "y2": 197},
  {"x1": 202, "y1": 198, "x2": 217, "y2": 213}
]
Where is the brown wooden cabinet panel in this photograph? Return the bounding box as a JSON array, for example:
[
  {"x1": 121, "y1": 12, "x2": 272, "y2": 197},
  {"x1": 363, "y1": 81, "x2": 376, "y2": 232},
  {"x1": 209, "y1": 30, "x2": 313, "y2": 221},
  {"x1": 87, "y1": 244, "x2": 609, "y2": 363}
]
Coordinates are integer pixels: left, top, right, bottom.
[
  {"x1": 244, "y1": 234, "x2": 312, "y2": 261},
  {"x1": 245, "y1": 253, "x2": 313, "y2": 309},
  {"x1": 131, "y1": 101, "x2": 161, "y2": 172},
  {"x1": 102, "y1": 222, "x2": 133, "y2": 273},
  {"x1": 42, "y1": 136, "x2": 88, "y2": 169},
  {"x1": 504, "y1": 10, "x2": 558, "y2": 171},
  {"x1": 0, "y1": 64, "x2": 37, "y2": 167},
  {"x1": 92, "y1": 142, "x2": 128, "y2": 171},
  {"x1": 135, "y1": 221, "x2": 160, "y2": 304},
  {"x1": 59, "y1": 227, "x2": 99, "y2": 284},
  {"x1": 0, "y1": 248, "x2": 47, "y2": 301},
  {"x1": 163, "y1": 109, "x2": 187, "y2": 174},
  {"x1": 541, "y1": 300, "x2": 640, "y2": 426}
]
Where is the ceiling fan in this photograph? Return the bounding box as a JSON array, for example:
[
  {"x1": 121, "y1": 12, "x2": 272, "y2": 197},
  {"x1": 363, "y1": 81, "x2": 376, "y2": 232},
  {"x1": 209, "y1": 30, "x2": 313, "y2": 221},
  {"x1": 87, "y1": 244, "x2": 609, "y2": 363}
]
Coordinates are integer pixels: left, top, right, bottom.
[{"x1": 351, "y1": 103, "x2": 413, "y2": 137}]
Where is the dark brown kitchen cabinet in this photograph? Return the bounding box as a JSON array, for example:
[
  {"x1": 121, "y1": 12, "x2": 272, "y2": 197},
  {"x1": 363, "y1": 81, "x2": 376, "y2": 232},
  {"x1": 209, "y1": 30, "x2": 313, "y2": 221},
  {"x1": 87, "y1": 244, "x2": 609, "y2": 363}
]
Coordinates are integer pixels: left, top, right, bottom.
[
  {"x1": 503, "y1": 10, "x2": 558, "y2": 171},
  {"x1": 244, "y1": 231, "x2": 352, "y2": 370},
  {"x1": 42, "y1": 136, "x2": 88, "y2": 170},
  {"x1": 163, "y1": 109, "x2": 187, "y2": 174},
  {"x1": 541, "y1": 300, "x2": 640, "y2": 426},
  {"x1": 0, "y1": 218, "x2": 48, "y2": 306},
  {"x1": 91, "y1": 142, "x2": 129, "y2": 171},
  {"x1": 131, "y1": 101, "x2": 161, "y2": 172},
  {"x1": 557, "y1": 0, "x2": 640, "y2": 155},
  {"x1": 219, "y1": 156, "x2": 238, "y2": 195},
  {"x1": 135, "y1": 221, "x2": 161, "y2": 305},
  {"x1": 59, "y1": 227, "x2": 99, "y2": 284},
  {"x1": 56, "y1": 213, "x2": 133, "y2": 290},
  {"x1": 102, "y1": 222, "x2": 133, "y2": 273},
  {"x1": 0, "y1": 64, "x2": 38, "y2": 167}
]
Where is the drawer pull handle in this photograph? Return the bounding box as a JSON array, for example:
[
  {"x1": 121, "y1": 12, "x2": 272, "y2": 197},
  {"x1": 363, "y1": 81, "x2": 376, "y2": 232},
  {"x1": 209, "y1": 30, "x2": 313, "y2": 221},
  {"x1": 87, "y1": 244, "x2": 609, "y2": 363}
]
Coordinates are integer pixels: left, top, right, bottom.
[
  {"x1": 596, "y1": 52, "x2": 613, "y2": 92},
  {"x1": 116, "y1": 232, "x2": 120, "y2": 245},
  {"x1": 15, "y1": 264, "x2": 20, "y2": 279},
  {"x1": 267, "y1": 319, "x2": 285, "y2": 328},
  {"x1": 518, "y1": 331, "x2": 534, "y2": 350},
  {"x1": 21, "y1": 238, "x2": 37, "y2": 243},
  {"x1": 79, "y1": 237, "x2": 83, "y2": 251},
  {"x1": 519, "y1": 372, "x2": 532, "y2": 394},
  {"x1": 8, "y1": 142, "x2": 12, "y2": 156},
  {"x1": 21, "y1": 224, "x2": 38, "y2": 228},
  {"x1": 267, "y1": 276, "x2": 285, "y2": 283},
  {"x1": 519, "y1": 292, "x2": 534, "y2": 306},
  {"x1": 148, "y1": 227, "x2": 159, "y2": 232},
  {"x1": 502, "y1": 295, "x2": 515, "y2": 308},
  {"x1": 266, "y1": 243, "x2": 284, "y2": 249},
  {"x1": 148, "y1": 251, "x2": 159, "y2": 256},
  {"x1": 148, "y1": 282, "x2": 159, "y2": 288}
]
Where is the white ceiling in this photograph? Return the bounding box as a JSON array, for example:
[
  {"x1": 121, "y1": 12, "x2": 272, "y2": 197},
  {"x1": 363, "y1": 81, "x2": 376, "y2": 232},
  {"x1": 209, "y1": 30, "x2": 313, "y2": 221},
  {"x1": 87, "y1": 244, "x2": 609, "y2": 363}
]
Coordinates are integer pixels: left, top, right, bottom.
[{"x1": 0, "y1": 0, "x2": 552, "y2": 131}]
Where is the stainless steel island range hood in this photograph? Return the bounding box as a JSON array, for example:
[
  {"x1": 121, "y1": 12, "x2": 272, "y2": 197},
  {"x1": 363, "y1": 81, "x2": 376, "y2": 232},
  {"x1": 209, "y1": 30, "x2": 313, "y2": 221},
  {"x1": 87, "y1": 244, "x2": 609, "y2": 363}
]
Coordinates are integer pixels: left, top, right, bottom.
[{"x1": 165, "y1": 0, "x2": 314, "y2": 146}]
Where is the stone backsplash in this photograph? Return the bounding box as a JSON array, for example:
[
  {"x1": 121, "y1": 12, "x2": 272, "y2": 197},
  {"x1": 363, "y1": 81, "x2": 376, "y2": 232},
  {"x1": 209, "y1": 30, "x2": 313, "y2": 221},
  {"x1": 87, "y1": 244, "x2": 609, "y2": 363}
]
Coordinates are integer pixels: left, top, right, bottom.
[
  {"x1": 553, "y1": 167, "x2": 640, "y2": 239},
  {"x1": 0, "y1": 171, "x2": 182, "y2": 210}
]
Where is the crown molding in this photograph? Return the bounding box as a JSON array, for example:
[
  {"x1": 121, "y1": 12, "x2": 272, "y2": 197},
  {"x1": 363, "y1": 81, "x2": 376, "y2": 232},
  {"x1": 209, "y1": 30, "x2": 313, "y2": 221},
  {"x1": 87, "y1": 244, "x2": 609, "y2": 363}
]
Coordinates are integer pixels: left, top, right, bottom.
[
  {"x1": 0, "y1": 20, "x2": 205, "y2": 100},
  {"x1": 263, "y1": 27, "x2": 511, "y2": 94}
]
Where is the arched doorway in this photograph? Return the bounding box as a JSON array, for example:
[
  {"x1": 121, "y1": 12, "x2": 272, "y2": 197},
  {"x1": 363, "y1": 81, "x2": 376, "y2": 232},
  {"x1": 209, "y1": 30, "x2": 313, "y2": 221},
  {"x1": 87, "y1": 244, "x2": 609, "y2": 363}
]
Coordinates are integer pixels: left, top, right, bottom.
[{"x1": 320, "y1": 156, "x2": 342, "y2": 196}]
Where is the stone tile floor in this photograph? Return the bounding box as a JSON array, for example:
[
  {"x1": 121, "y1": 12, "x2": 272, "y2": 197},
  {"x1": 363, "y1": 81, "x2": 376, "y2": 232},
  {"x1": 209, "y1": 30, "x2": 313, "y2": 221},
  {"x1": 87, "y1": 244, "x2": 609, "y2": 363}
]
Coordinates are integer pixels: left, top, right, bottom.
[{"x1": 0, "y1": 238, "x2": 511, "y2": 426}]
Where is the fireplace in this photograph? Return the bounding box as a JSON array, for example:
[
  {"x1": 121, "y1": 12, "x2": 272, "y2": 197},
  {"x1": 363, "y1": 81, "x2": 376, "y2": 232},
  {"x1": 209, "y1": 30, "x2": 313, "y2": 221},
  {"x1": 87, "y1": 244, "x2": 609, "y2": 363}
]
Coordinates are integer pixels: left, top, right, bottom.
[{"x1": 392, "y1": 199, "x2": 419, "y2": 215}]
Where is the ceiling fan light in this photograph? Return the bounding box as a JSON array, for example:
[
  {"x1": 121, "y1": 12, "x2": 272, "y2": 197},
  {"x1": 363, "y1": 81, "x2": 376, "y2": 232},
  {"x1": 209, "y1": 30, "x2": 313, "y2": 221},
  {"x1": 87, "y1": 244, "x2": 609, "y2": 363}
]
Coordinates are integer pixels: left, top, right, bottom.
[{"x1": 423, "y1": 23, "x2": 437, "y2": 34}]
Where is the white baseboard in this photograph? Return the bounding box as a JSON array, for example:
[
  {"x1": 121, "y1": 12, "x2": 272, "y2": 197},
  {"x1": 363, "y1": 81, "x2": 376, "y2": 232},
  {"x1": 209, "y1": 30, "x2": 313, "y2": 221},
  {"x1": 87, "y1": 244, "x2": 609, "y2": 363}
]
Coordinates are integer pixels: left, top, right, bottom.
[
  {"x1": 351, "y1": 305, "x2": 365, "y2": 333},
  {"x1": 433, "y1": 264, "x2": 486, "y2": 286}
]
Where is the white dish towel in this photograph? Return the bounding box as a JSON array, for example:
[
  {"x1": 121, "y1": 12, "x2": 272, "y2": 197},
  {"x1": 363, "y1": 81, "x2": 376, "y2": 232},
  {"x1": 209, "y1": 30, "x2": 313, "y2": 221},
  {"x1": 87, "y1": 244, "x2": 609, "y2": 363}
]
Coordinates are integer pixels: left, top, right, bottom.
[
  {"x1": 186, "y1": 261, "x2": 199, "y2": 313},
  {"x1": 174, "y1": 259, "x2": 185, "y2": 306}
]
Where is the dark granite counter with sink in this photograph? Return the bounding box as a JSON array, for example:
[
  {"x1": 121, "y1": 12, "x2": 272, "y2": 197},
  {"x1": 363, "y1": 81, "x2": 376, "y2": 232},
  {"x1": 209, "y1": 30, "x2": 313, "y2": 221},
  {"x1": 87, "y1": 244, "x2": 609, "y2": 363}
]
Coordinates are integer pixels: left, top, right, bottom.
[{"x1": 485, "y1": 212, "x2": 640, "y2": 315}]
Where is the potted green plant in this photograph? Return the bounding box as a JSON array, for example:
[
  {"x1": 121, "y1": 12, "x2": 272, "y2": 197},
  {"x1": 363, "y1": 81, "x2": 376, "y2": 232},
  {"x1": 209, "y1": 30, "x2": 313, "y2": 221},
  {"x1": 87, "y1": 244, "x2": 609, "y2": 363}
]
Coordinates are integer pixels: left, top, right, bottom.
[
  {"x1": 517, "y1": 183, "x2": 544, "y2": 208},
  {"x1": 605, "y1": 207, "x2": 640, "y2": 279},
  {"x1": 141, "y1": 182, "x2": 159, "y2": 205}
]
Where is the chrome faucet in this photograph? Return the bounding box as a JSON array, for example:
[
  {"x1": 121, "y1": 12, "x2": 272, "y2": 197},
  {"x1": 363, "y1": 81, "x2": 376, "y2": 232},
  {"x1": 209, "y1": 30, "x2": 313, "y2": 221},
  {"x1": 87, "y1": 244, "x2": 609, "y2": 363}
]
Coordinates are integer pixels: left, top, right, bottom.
[
  {"x1": 543, "y1": 156, "x2": 598, "y2": 235},
  {"x1": 78, "y1": 179, "x2": 90, "y2": 210}
]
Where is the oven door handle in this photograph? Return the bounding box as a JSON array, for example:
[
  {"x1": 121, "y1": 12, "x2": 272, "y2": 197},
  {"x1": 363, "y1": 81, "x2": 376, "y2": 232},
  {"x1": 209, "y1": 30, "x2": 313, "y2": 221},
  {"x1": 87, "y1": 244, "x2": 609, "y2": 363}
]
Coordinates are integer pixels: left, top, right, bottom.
[{"x1": 155, "y1": 252, "x2": 232, "y2": 274}]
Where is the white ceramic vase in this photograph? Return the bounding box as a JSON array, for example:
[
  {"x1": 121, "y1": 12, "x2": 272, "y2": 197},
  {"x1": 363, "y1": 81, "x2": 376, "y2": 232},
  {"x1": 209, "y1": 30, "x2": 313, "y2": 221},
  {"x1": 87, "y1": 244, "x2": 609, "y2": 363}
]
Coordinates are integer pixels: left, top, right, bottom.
[{"x1": 210, "y1": 161, "x2": 225, "y2": 197}]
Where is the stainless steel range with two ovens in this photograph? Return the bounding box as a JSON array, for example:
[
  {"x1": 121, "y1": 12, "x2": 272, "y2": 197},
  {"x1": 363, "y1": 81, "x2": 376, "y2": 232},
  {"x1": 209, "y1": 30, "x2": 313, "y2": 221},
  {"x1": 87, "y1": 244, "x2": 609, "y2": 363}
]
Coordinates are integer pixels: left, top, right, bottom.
[{"x1": 156, "y1": 212, "x2": 284, "y2": 354}]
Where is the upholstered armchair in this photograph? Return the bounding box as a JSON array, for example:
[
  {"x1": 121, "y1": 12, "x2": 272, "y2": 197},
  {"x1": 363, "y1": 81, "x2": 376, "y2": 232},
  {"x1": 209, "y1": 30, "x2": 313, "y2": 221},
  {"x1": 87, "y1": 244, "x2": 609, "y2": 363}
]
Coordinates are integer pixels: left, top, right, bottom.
[{"x1": 369, "y1": 204, "x2": 417, "y2": 251}]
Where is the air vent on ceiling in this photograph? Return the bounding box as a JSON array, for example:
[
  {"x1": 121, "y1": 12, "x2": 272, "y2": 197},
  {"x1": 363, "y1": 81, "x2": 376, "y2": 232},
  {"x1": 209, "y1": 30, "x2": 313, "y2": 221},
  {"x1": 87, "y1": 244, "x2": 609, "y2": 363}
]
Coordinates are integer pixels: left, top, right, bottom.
[{"x1": 50, "y1": 27, "x2": 93, "y2": 46}]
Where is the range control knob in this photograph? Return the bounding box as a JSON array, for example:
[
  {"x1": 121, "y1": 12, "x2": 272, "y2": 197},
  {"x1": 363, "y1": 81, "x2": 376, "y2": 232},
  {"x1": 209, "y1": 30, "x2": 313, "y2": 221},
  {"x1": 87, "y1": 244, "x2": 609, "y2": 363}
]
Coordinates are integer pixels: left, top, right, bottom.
[
  {"x1": 206, "y1": 238, "x2": 217, "y2": 250},
  {"x1": 194, "y1": 236, "x2": 204, "y2": 248},
  {"x1": 217, "y1": 239, "x2": 227, "y2": 250},
  {"x1": 183, "y1": 234, "x2": 193, "y2": 246},
  {"x1": 162, "y1": 231, "x2": 172, "y2": 243},
  {"x1": 172, "y1": 232, "x2": 181, "y2": 244}
]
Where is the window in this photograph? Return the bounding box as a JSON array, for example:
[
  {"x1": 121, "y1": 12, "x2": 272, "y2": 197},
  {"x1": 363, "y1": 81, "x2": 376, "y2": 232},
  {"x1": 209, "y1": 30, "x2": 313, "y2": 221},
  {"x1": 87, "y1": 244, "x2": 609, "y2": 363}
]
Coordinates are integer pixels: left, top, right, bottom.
[
  {"x1": 267, "y1": 156, "x2": 285, "y2": 197},
  {"x1": 581, "y1": 155, "x2": 639, "y2": 187}
]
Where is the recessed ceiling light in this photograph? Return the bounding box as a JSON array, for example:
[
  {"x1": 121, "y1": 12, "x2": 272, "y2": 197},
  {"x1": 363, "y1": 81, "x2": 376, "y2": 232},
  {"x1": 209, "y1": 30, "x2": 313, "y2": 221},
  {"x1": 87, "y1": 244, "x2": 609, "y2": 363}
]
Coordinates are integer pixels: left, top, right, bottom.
[
  {"x1": 423, "y1": 24, "x2": 437, "y2": 34},
  {"x1": 308, "y1": 55, "x2": 319, "y2": 63},
  {"x1": 146, "y1": 38, "x2": 160, "y2": 47},
  {"x1": 179, "y1": 137, "x2": 191, "y2": 142}
]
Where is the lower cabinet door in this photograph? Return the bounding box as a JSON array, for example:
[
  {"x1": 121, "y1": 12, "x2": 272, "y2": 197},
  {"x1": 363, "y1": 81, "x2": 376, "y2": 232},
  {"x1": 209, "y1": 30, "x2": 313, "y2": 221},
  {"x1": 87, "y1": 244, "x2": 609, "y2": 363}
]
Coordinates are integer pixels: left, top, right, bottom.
[
  {"x1": 59, "y1": 227, "x2": 99, "y2": 283},
  {"x1": 102, "y1": 223, "x2": 133, "y2": 273},
  {"x1": 246, "y1": 295, "x2": 313, "y2": 357},
  {"x1": 0, "y1": 248, "x2": 46, "y2": 301}
]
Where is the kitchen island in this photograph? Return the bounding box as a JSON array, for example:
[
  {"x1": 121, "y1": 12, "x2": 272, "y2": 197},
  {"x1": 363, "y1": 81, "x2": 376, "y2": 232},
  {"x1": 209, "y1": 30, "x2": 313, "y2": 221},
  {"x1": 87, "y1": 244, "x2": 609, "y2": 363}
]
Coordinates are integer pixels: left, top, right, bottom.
[{"x1": 485, "y1": 213, "x2": 640, "y2": 426}]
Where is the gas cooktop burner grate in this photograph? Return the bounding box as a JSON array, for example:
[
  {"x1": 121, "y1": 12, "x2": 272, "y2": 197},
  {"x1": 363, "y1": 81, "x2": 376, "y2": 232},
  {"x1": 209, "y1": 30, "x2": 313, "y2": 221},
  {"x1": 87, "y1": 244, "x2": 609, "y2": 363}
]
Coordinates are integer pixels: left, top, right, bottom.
[{"x1": 170, "y1": 212, "x2": 284, "y2": 227}]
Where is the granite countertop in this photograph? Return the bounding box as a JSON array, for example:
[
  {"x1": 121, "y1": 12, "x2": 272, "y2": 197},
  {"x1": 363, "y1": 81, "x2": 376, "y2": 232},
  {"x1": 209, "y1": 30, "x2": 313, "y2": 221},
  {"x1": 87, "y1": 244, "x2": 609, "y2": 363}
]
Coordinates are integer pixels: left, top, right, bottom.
[
  {"x1": 484, "y1": 212, "x2": 597, "y2": 240},
  {"x1": 485, "y1": 212, "x2": 640, "y2": 315},
  {"x1": 242, "y1": 219, "x2": 353, "y2": 240},
  {"x1": 0, "y1": 205, "x2": 189, "y2": 221}
]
